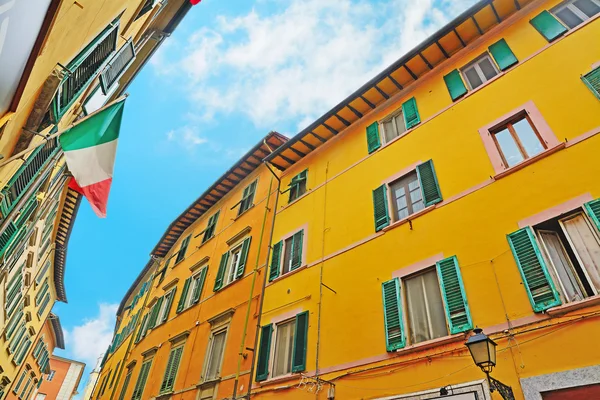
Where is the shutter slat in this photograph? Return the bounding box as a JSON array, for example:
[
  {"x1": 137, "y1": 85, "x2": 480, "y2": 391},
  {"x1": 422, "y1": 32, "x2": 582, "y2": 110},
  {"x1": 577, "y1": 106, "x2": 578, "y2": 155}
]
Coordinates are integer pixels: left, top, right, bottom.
[
  {"x1": 443, "y1": 69, "x2": 467, "y2": 101},
  {"x1": 416, "y1": 160, "x2": 443, "y2": 206},
  {"x1": 291, "y1": 311, "x2": 309, "y2": 373},
  {"x1": 530, "y1": 11, "x2": 567, "y2": 42},
  {"x1": 488, "y1": 39, "x2": 518, "y2": 71},
  {"x1": 213, "y1": 252, "x2": 229, "y2": 291},
  {"x1": 255, "y1": 324, "x2": 273, "y2": 381},
  {"x1": 192, "y1": 268, "x2": 207, "y2": 304},
  {"x1": 382, "y1": 278, "x2": 405, "y2": 351},
  {"x1": 268, "y1": 241, "x2": 283, "y2": 281},
  {"x1": 436, "y1": 256, "x2": 472, "y2": 334},
  {"x1": 290, "y1": 230, "x2": 303, "y2": 270},
  {"x1": 401, "y1": 97, "x2": 420, "y2": 129},
  {"x1": 582, "y1": 67, "x2": 600, "y2": 100},
  {"x1": 366, "y1": 122, "x2": 381, "y2": 154},
  {"x1": 507, "y1": 227, "x2": 561, "y2": 312},
  {"x1": 372, "y1": 184, "x2": 390, "y2": 232}
]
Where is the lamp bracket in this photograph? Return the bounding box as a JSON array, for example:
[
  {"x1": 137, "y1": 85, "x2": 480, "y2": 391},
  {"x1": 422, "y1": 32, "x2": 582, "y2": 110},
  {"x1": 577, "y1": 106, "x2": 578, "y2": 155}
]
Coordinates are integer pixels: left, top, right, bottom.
[{"x1": 489, "y1": 375, "x2": 516, "y2": 400}]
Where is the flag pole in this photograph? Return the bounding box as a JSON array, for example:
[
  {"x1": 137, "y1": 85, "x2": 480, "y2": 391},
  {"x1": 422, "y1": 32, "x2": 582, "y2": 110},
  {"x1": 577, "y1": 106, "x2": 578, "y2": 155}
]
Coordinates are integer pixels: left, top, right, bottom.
[{"x1": 0, "y1": 95, "x2": 127, "y2": 170}]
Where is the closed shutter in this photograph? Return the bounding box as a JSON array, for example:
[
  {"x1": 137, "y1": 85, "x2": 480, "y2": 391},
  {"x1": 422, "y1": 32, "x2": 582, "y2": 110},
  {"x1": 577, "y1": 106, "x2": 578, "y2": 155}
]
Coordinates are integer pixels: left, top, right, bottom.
[
  {"x1": 269, "y1": 241, "x2": 283, "y2": 281},
  {"x1": 290, "y1": 230, "x2": 304, "y2": 270},
  {"x1": 160, "y1": 347, "x2": 180, "y2": 393},
  {"x1": 176, "y1": 235, "x2": 191, "y2": 263},
  {"x1": 235, "y1": 236, "x2": 252, "y2": 279},
  {"x1": 401, "y1": 97, "x2": 420, "y2": 129},
  {"x1": 135, "y1": 314, "x2": 148, "y2": 343},
  {"x1": 582, "y1": 67, "x2": 600, "y2": 100},
  {"x1": 176, "y1": 278, "x2": 191, "y2": 313},
  {"x1": 148, "y1": 297, "x2": 162, "y2": 328},
  {"x1": 443, "y1": 69, "x2": 468, "y2": 101},
  {"x1": 0, "y1": 222, "x2": 19, "y2": 258},
  {"x1": 507, "y1": 227, "x2": 561, "y2": 312},
  {"x1": 366, "y1": 122, "x2": 381, "y2": 154},
  {"x1": 488, "y1": 39, "x2": 518, "y2": 71},
  {"x1": 162, "y1": 289, "x2": 176, "y2": 323},
  {"x1": 382, "y1": 278, "x2": 405, "y2": 351},
  {"x1": 372, "y1": 184, "x2": 390, "y2": 232},
  {"x1": 192, "y1": 267, "x2": 207, "y2": 304},
  {"x1": 213, "y1": 252, "x2": 229, "y2": 291},
  {"x1": 132, "y1": 360, "x2": 152, "y2": 400},
  {"x1": 255, "y1": 324, "x2": 273, "y2": 382},
  {"x1": 436, "y1": 256, "x2": 472, "y2": 334},
  {"x1": 416, "y1": 159, "x2": 443, "y2": 206},
  {"x1": 291, "y1": 311, "x2": 309, "y2": 373},
  {"x1": 118, "y1": 371, "x2": 132, "y2": 400},
  {"x1": 530, "y1": 11, "x2": 567, "y2": 42}
]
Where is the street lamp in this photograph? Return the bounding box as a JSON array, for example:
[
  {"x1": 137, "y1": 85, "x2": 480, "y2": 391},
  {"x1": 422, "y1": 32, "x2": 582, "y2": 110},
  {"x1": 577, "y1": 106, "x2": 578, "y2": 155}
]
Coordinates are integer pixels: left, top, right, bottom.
[{"x1": 465, "y1": 328, "x2": 515, "y2": 400}]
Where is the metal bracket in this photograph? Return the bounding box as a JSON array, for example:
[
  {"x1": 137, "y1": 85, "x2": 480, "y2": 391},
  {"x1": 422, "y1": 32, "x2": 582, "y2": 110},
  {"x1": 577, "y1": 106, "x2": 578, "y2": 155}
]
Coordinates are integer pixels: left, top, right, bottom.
[{"x1": 489, "y1": 376, "x2": 516, "y2": 400}]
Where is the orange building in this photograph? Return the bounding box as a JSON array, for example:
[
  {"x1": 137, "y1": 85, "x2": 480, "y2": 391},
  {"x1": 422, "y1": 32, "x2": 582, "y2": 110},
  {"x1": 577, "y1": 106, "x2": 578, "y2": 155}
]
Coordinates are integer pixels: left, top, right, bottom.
[{"x1": 36, "y1": 355, "x2": 85, "y2": 400}]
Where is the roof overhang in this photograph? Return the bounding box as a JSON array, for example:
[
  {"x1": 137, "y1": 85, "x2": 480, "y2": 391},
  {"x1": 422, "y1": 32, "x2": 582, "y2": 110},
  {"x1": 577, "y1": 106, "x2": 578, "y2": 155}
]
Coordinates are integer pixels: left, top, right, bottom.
[{"x1": 49, "y1": 313, "x2": 65, "y2": 349}]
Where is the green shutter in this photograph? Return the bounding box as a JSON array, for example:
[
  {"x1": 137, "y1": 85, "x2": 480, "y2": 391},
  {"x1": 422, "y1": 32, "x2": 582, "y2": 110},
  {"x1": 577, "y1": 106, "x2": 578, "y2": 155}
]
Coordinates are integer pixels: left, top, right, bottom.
[
  {"x1": 401, "y1": 97, "x2": 420, "y2": 129},
  {"x1": 530, "y1": 11, "x2": 567, "y2": 42},
  {"x1": 268, "y1": 241, "x2": 283, "y2": 282},
  {"x1": 148, "y1": 298, "x2": 162, "y2": 328},
  {"x1": 382, "y1": 278, "x2": 405, "y2": 351},
  {"x1": 191, "y1": 268, "x2": 207, "y2": 305},
  {"x1": 135, "y1": 314, "x2": 148, "y2": 343},
  {"x1": 507, "y1": 227, "x2": 561, "y2": 312},
  {"x1": 132, "y1": 360, "x2": 152, "y2": 400},
  {"x1": 417, "y1": 160, "x2": 443, "y2": 206},
  {"x1": 0, "y1": 222, "x2": 19, "y2": 258},
  {"x1": 436, "y1": 256, "x2": 472, "y2": 334},
  {"x1": 366, "y1": 122, "x2": 381, "y2": 154},
  {"x1": 213, "y1": 252, "x2": 229, "y2": 291},
  {"x1": 582, "y1": 67, "x2": 600, "y2": 100},
  {"x1": 255, "y1": 324, "x2": 273, "y2": 381},
  {"x1": 488, "y1": 39, "x2": 518, "y2": 71},
  {"x1": 160, "y1": 347, "x2": 180, "y2": 393},
  {"x1": 291, "y1": 311, "x2": 309, "y2": 373},
  {"x1": 372, "y1": 184, "x2": 390, "y2": 232},
  {"x1": 118, "y1": 371, "x2": 132, "y2": 400},
  {"x1": 162, "y1": 289, "x2": 176, "y2": 323},
  {"x1": 175, "y1": 235, "x2": 191, "y2": 263},
  {"x1": 176, "y1": 278, "x2": 191, "y2": 313},
  {"x1": 235, "y1": 236, "x2": 252, "y2": 279},
  {"x1": 290, "y1": 230, "x2": 304, "y2": 270},
  {"x1": 443, "y1": 69, "x2": 468, "y2": 101},
  {"x1": 584, "y1": 199, "x2": 600, "y2": 231}
]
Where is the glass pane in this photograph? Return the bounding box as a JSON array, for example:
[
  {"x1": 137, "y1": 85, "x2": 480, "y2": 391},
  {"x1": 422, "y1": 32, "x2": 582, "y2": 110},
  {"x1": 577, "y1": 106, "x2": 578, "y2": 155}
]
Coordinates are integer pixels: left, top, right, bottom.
[
  {"x1": 227, "y1": 249, "x2": 241, "y2": 284},
  {"x1": 394, "y1": 114, "x2": 406, "y2": 135},
  {"x1": 282, "y1": 237, "x2": 294, "y2": 274},
  {"x1": 495, "y1": 128, "x2": 524, "y2": 167},
  {"x1": 405, "y1": 270, "x2": 447, "y2": 344},
  {"x1": 478, "y1": 57, "x2": 498, "y2": 80},
  {"x1": 206, "y1": 331, "x2": 226, "y2": 380},
  {"x1": 574, "y1": 0, "x2": 600, "y2": 17},
  {"x1": 539, "y1": 231, "x2": 585, "y2": 302},
  {"x1": 555, "y1": 7, "x2": 583, "y2": 28},
  {"x1": 513, "y1": 118, "x2": 544, "y2": 158},
  {"x1": 422, "y1": 271, "x2": 447, "y2": 340},
  {"x1": 561, "y1": 214, "x2": 600, "y2": 293},
  {"x1": 464, "y1": 67, "x2": 483, "y2": 89},
  {"x1": 383, "y1": 120, "x2": 397, "y2": 142},
  {"x1": 273, "y1": 321, "x2": 295, "y2": 376},
  {"x1": 410, "y1": 187, "x2": 424, "y2": 212}
]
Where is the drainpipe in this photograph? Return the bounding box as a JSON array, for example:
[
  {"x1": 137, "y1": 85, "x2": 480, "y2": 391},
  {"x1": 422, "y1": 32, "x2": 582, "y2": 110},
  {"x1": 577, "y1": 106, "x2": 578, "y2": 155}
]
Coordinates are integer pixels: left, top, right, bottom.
[
  {"x1": 243, "y1": 158, "x2": 281, "y2": 400},
  {"x1": 231, "y1": 176, "x2": 273, "y2": 398}
]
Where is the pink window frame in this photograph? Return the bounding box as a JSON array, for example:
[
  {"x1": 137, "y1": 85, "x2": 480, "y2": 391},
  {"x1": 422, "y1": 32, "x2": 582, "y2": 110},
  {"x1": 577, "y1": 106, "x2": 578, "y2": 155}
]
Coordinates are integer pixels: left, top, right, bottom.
[{"x1": 478, "y1": 100, "x2": 560, "y2": 175}]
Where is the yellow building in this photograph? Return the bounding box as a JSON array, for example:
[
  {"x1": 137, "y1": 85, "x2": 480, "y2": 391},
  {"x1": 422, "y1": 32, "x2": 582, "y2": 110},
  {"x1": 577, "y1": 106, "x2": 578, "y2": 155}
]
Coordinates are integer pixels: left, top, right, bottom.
[
  {"x1": 254, "y1": 0, "x2": 600, "y2": 399},
  {"x1": 94, "y1": 133, "x2": 288, "y2": 400},
  {"x1": 0, "y1": 0, "x2": 183, "y2": 397}
]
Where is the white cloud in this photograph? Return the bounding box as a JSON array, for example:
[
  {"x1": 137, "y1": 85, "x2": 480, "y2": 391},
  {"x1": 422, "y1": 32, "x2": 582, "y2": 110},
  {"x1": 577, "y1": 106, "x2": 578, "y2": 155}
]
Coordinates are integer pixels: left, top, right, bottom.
[
  {"x1": 64, "y1": 303, "x2": 118, "y2": 367},
  {"x1": 154, "y1": 0, "x2": 477, "y2": 131}
]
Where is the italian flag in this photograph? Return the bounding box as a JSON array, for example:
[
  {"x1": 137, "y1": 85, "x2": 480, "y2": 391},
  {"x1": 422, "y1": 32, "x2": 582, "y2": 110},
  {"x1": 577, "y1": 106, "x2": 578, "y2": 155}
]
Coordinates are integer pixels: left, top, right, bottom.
[{"x1": 59, "y1": 99, "x2": 125, "y2": 218}]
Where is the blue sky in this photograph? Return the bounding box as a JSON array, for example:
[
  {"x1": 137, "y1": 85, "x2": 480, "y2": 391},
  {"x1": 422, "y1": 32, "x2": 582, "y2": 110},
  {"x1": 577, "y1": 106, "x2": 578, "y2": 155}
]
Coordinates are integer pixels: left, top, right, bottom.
[{"x1": 51, "y1": 0, "x2": 476, "y2": 391}]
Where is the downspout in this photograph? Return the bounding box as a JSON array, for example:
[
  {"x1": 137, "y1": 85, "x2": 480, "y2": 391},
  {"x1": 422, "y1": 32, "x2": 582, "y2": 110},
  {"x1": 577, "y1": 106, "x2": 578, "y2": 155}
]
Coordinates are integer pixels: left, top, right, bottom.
[
  {"x1": 231, "y1": 176, "x2": 273, "y2": 398},
  {"x1": 244, "y1": 156, "x2": 282, "y2": 400},
  {"x1": 107, "y1": 257, "x2": 160, "y2": 400}
]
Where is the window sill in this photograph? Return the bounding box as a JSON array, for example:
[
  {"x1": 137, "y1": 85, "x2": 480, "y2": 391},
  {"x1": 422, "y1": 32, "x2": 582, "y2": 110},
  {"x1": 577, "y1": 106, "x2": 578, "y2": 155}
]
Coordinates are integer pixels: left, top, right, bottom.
[
  {"x1": 395, "y1": 332, "x2": 466, "y2": 355},
  {"x1": 195, "y1": 236, "x2": 214, "y2": 253},
  {"x1": 381, "y1": 205, "x2": 435, "y2": 232},
  {"x1": 280, "y1": 189, "x2": 311, "y2": 212},
  {"x1": 493, "y1": 143, "x2": 565, "y2": 180},
  {"x1": 197, "y1": 377, "x2": 220, "y2": 389},
  {"x1": 546, "y1": 294, "x2": 600, "y2": 316},
  {"x1": 234, "y1": 204, "x2": 255, "y2": 221},
  {"x1": 256, "y1": 372, "x2": 301, "y2": 386},
  {"x1": 267, "y1": 264, "x2": 308, "y2": 285},
  {"x1": 156, "y1": 391, "x2": 174, "y2": 400}
]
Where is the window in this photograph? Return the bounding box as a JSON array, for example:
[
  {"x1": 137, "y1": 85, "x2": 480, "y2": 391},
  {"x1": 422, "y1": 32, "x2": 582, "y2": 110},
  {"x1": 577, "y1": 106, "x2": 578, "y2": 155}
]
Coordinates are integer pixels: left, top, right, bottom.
[
  {"x1": 552, "y1": 0, "x2": 600, "y2": 29},
  {"x1": 238, "y1": 180, "x2": 257, "y2": 215},
  {"x1": 83, "y1": 84, "x2": 119, "y2": 115},
  {"x1": 461, "y1": 54, "x2": 499, "y2": 90},
  {"x1": 404, "y1": 269, "x2": 447, "y2": 344},
  {"x1": 100, "y1": 40, "x2": 136, "y2": 94},
  {"x1": 268, "y1": 230, "x2": 304, "y2": 281},
  {"x1": 160, "y1": 345, "x2": 184, "y2": 393},
  {"x1": 13, "y1": 371, "x2": 27, "y2": 394},
  {"x1": 288, "y1": 170, "x2": 307, "y2": 202},
  {"x1": 490, "y1": 113, "x2": 545, "y2": 168},
  {"x1": 47, "y1": 370, "x2": 55, "y2": 382},
  {"x1": 175, "y1": 235, "x2": 191, "y2": 264},
  {"x1": 203, "y1": 330, "x2": 227, "y2": 381},
  {"x1": 213, "y1": 237, "x2": 252, "y2": 291},
  {"x1": 381, "y1": 110, "x2": 406, "y2": 142},
  {"x1": 273, "y1": 320, "x2": 295, "y2": 377},
  {"x1": 157, "y1": 289, "x2": 176, "y2": 325},
  {"x1": 226, "y1": 244, "x2": 243, "y2": 286},
  {"x1": 131, "y1": 359, "x2": 152, "y2": 400},
  {"x1": 202, "y1": 212, "x2": 219, "y2": 243},
  {"x1": 118, "y1": 369, "x2": 132, "y2": 400},
  {"x1": 109, "y1": 362, "x2": 120, "y2": 388},
  {"x1": 389, "y1": 172, "x2": 425, "y2": 221},
  {"x1": 177, "y1": 268, "x2": 207, "y2": 313},
  {"x1": 366, "y1": 98, "x2": 421, "y2": 152}
]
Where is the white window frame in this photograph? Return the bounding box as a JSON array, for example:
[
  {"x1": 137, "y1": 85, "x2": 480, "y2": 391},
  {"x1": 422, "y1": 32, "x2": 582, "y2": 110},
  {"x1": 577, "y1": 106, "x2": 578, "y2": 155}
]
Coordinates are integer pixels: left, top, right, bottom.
[
  {"x1": 224, "y1": 242, "x2": 244, "y2": 287},
  {"x1": 268, "y1": 318, "x2": 296, "y2": 379},
  {"x1": 202, "y1": 328, "x2": 228, "y2": 382},
  {"x1": 184, "y1": 268, "x2": 206, "y2": 309},
  {"x1": 460, "y1": 53, "x2": 500, "y2": 90},
  {"x1": 157, "y1": 289, "x2": 175, "y2": 324},
  {"x1": 380, "y1": 108, "x2": 406, "y2": 143},
  {"x1": 551, "y1": 0, "x2": 600, "y2": 26}
]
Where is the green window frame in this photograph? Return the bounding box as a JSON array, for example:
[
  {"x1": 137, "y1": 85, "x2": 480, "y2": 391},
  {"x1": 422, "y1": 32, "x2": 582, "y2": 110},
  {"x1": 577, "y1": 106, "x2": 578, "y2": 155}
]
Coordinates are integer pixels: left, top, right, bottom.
[
  {"x1": 213, "y1": 237, "x2": 252, "y2": 291},
  {"x1": 288, "y1": 170, "x2": 308, "y2": 203},
  {"x1": 582, "y1": 66, "x2": 600, "y2": 100},
  {"x1": 160, "y1": 345, "x2": 184, "y2": 394},
  {"x1": 238, "y1": 180, "x2": 257, "y2": 215},
  {"x1": 175, "y1": 235, "x2": 191, "y2": 264},
  {"x1": 131, "y1": 359, "x2": 152, "y2": 400}
]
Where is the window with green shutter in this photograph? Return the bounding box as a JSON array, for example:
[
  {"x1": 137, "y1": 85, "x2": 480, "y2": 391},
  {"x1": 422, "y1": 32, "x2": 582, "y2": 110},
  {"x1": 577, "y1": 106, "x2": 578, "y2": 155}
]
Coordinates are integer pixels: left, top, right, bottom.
[
  {"x1": 158, "y1": 288, "x2": 176, "y2": 324},
  {"x1": 366, "y1": 122, "x2": 381, "y2": 153},
  {"x1": 291, "y1": 311, "x2": 309, "y2": 373},
  {"x1": 530, "y1": 10, "x2": 568, "y2": 42},
  {"x1": 132, "y1": 359, "x2": 152, "y2": 400},
  {"x1": 436, "y1": 256, "x2": 472, "y2": 334},
  {"x1": 381, "y1": 278, "x2": 405, "y2": 351},
  {"x1": 160, "y1": 345, "x2": 184, "y2": 394},
  {"x1": 269, "y1": 241, "x2": 283, "y2": 282},
  {"x1": 488, "y1": 39, "x2": 518, "y2": 71},
  {"x1": 507, "y1": 227, "x2": 561, "y2": 312},
  {"x1": 203, "y1": 211, "x2": 220, "y2": 243},
  {"x1": 147, "y1": 297, "x2": 163, "y2": 328},
  {"x1": 443, "y1": 69, "x2": 468, "y2": 101},
  {"x1": 191, "y1": 267, "x2": 207, "y2": 305},
  {"x1": 551, "y1": 0, "x2": 600, "y2": 29},
  {"x1": 289, "y1": 170, "x2": 308, "y2": 202},
  {"x1": 273, "y1": 230, "x2": 305, "y2": 279},
  {"x1": 372, "y1": 184, "x2": 390, "y2": 232},
  {"x1": 401, "y1": 97, "x2": 421, "y2": 129},
  {"x1": 238, "y1": 180, "x2": 258, "y2": 215},
  {"x1": 582, "y1": 66, "x2": 600, "y2": 100},
  {"x1": 255, "y1": 324, "x2": 273, "y2": 382},
  {"x1": 175, "y1": 235, "x2": 191, "y2": 264}
]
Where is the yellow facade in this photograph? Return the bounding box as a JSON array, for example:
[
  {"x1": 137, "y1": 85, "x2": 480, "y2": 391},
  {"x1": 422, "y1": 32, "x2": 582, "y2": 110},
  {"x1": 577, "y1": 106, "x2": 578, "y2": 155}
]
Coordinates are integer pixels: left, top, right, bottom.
[{"x1": 254, "y1": 0, "x2": 600, "y2": 399}]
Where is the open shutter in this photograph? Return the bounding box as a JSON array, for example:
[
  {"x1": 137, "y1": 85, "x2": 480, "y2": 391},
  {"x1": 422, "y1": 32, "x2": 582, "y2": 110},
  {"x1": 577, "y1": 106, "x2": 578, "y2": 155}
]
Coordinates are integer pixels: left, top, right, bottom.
[
  {"x1": 100, "y1": 40, "x2": 136, "y2": 94},
  {"x1": 176, "y1": 278, "x2": 191, "y2": 313},
  {"x1": 507, "y1": 227, "x2": 561, "y2": 312},
  {"x1": 235, "y1": 237, "x2": 252, "y2": 279},
  {"x1": 366, "y1": 122, "x2": 381, "y2": 154},
  {"x1": 213, "y1": 252, "x2": 229, "y2": 291},
  {"x1": 269, "y1": 241, "x2": 283, "y2": 282},
  {"x1": 167, "y1": 347, "x2": 183, "y2": 391},
  {"x1": 160, "y1": 349, "x2": 176, "y2": 393},
  {"x1": 192, "y1": 268, "x2": 207, "y2": 304},
  {"x1": 135, "y1": 314, "x2": 148, "y2": 343},
  {"x1": 382, "y1": 278, "x2": 405, "y2": 351},
  {"x1": 148, "y1": 298, "x2": 162, "y2": 328},
  {"x1": 401, "y1": 97, "x2": 420, "y2": 129},
  {"x1": 582, "y1": 67, "x2": 600, "y2": 100},
  {"x1": 530, "y1": 11, "x2": 567, "y2": 42},
  {"x1": 162, "y1": 289, "x2": 176, "y2": 323},
  {"x1": 443, "y1": 69, "x2": 467, "y2": 101},
  {"x1": 436, "y1": 256, "x2": 472, "y2": 334},
  {"x1": 372, "y1": 185, "x2": 390, "y2": 232},
  {"x1": 291, "y1": 311, "x2": 309, "y2": 373},
  {"x1": 584, "y1": 198, "x2": 600, "y2": 231},
  {"x1": 417, "y1": 160, "x2": 442, "y2": 206},
  {"x1": 488, "y1": 39, "x2": 518, "y2": 71},
  {"x1": 255, "y1": 324, "x2": 273, "y2": 381},
  {"x1": 290, "y1": 230, "x2": 304, "y2": 270}
]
